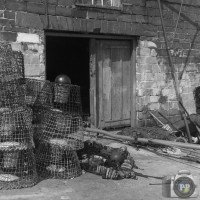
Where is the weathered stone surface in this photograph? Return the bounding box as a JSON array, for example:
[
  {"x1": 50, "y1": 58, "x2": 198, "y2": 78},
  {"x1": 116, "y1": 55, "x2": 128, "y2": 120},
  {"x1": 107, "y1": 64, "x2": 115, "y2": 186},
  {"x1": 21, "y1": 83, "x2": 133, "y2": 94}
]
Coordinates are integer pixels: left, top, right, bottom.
[
  {"x1": 48, "y1": 4, "x2": 56, "y2": 15},
  {"x1": 58, "y1": 0, "x2": 75, "y2": 7},
  {"x1": 86, "y1": 19, "x2": 94, "y2": 32},
  {"x1": 56, "y1": 6, "x2": 71, "y2": 17},
  {"x1": 0, "y1": 31, "x2": 17, "y2": 42},
  {"x1": 27, "y1": 2, "x2": 45, "y2": 14},
  {"x1": 4, "y1": 11, "x2": 15, "y2": 19},
  {"x1": 5, "y1": 0, "x2": 27, "y2": 11},
  {"x1": 48, "y1": 0, "x2": 57, "y2": 5},
  {"x1": 72, "y1": 9, "x2": 87, "y2": 18},
  {"x1": 16, "y1": 12, "x2": 43, "y2": 29},
  {"x1": 24, "y1": 53, "x2": 40, "y2": 65},
  {"x1": 73, "y1": 18, "x2": 81, "y2": 32},
  {"x1": 0, "y1": 18, "x2": 12, "y2": 27},
  {"x1": 57, "y1": 16, "x2": 68, "y2": 30},
  {"x1": 24, "y1": 63, "x2": 45, "y2": 77},
  {"x1": 11, "y1": 42, "x2": 22, "y2": 52},
  {"x1": 17, "y1": 33, "x2": 40, "y2": 43},
  {"x1": 48, "y1": 15, "x2": 59, "y2": 29},
  {"x1": 66, "y1": 17, "x2": 73, "y2": 31},
  {"x1": 0, "y1": 0, "x2": 5, "y2": 9},
  {"x1": 80, "y1": 18, "x2": 87, "y2": 32}
]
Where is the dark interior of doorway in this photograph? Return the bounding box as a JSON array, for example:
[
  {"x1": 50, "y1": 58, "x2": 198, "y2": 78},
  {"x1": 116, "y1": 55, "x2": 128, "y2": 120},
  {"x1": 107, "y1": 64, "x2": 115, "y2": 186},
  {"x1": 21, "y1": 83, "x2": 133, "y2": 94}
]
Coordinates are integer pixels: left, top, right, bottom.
[{"x1": 45, "y1": 35, "x2": 90, "y2": 117}]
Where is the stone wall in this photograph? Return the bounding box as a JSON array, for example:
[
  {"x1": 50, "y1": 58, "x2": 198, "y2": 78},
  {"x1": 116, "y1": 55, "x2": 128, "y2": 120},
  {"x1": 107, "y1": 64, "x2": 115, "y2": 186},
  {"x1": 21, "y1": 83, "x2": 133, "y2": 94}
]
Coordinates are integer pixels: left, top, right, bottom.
[{"x1": 0, "y1": 0, "x2": 199, "y2": 126}]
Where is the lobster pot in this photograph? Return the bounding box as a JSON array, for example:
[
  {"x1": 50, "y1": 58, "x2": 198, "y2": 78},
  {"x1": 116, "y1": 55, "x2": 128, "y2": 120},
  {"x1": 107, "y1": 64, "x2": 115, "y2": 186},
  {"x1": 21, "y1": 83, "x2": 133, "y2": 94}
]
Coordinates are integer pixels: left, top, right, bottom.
[
  {"x1": 36, "y1": 143, "x2": 82, "y2": 179},
  {"x1": 37, "y1": 109, "x2": 84, "y2": 150},
  {"x1": 0, "y1": 43, "x2": 24, "y2": 83},
  {"x1": 0, "y1": 79, "x2": 26, "y2": 109},
  {"x1": 0, "y1": 146, "x2": 38, "y2": 190},
  {"x1": 53, "y1": 83, "x2": 82, "y2": 115},
  {"x1": 24, "y1": 78, "x2": 53, "y2": 108},
  {"x1": 54, "y1": 84, "x2": 70, "y2": 104},
  {"x1": 0, "y1": 106, "x2": 34, "y2": 147}
]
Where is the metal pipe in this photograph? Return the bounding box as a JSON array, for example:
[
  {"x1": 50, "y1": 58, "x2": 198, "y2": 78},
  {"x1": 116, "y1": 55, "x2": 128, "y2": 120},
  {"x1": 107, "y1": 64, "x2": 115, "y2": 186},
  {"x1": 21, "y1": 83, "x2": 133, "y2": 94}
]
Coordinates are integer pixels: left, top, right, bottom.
[
  {"x1": 85, "y1": 127, "x2": 200, "y2": 150},
  {"x1": 157, "y1": 0, "x2": 192, "y2": 143}
]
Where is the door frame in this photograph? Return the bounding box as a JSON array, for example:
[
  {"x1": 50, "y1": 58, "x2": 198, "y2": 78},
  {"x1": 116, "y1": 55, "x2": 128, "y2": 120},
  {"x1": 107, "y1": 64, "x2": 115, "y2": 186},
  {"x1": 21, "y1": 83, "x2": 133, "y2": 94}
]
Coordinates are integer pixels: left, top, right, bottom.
[
  {"x1": 45, "y1": 31, "x2": 137, "y2": 128},
  {"x1": 90, "y1": 38, "x2": 137, "y2": 128}
]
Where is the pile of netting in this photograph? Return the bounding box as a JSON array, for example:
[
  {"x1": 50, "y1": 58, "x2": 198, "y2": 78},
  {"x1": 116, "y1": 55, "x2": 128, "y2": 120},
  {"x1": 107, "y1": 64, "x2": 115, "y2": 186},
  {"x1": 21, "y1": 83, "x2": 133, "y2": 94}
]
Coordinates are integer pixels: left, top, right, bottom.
[{"x1": 0, "y1": 43, "x2": 38, "y2": 189}]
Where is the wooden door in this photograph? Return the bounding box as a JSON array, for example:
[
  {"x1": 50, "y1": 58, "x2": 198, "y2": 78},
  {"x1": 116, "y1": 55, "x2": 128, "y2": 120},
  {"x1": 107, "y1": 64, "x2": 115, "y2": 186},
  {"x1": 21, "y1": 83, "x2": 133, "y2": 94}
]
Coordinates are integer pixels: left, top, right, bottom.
[{"x1": 96, "y1": 40, "x2": 133, "y2": 128}]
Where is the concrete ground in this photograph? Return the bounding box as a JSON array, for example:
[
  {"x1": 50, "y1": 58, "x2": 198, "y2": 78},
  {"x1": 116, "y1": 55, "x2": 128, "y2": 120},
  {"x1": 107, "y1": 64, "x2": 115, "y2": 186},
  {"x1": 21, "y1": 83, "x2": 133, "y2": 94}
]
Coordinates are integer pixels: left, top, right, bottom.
[{"x1": 1, "y1": 139, "x2": 200, "y2": 200}]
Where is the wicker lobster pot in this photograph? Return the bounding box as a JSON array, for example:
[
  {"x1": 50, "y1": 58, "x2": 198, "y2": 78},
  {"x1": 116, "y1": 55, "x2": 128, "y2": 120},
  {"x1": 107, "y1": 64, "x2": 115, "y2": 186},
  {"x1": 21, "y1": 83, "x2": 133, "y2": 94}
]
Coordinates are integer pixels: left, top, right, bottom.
[
  {"x1": 0, "y1": 145, "x2": 38, "y2": 190},
  {"x1": 36, "y1": 143, "x2": 82, "y2": 179},
  {"x1": 53, "y1": 83, "x2": 82, "y2": 115},
  {"x1": 36, "y1": 108, "x2": 84, "y2": 150},
  {"x1": 0, "y1": 106, "x2": 34, "y2": 147},
  {"x1": 24, "y1": 78, "x2": 53, "y2": 108},
  {"x1": 0, "y1": 43, "x2": 24, "y2": 83},
  {"x1": 0, "y1": 79, "x2": 26, "y2": 109}
]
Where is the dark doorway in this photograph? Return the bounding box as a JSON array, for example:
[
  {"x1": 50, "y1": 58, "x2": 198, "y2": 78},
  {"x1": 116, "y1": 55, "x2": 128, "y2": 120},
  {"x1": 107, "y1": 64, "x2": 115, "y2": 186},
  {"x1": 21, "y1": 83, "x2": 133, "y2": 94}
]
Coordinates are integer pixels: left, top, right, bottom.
[{"x1": 45, "y1": 35, "x2": 90, "y2": 116}]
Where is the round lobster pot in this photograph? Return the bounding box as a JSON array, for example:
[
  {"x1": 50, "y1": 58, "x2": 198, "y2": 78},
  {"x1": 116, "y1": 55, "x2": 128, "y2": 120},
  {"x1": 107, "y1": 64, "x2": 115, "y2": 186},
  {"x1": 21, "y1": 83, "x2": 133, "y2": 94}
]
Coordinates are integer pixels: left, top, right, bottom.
[
  {"x1": 53, "y1": 83, "x2": 82, "y2": 115},
  {"x1": 0, "y1": 147, "x2": 38, "y2": 190},
  {"x1": 0, "y1": 106, "x2": 34, "y2": 147},
  {"x1": 54, "y1": 83, "x2": 70, "y2": 104},
  {"x1": 0, "y1": 43, "x2": 24, "y2": 83},
  {"x1": 36, "y1": 109, "x2": 84, "y2": 150},
  {"x1": 24, "y1": 78, "x2": 53, "y2": 108},
  {"x1": 3, "y1": 151, "x2": 19, "y2": 168},
  {"x1": 0, "y1": 79, "x2": 26, "y2": 109},
  {"x1": 36, "y1": 143, "x2": 82, "y2": 179}
]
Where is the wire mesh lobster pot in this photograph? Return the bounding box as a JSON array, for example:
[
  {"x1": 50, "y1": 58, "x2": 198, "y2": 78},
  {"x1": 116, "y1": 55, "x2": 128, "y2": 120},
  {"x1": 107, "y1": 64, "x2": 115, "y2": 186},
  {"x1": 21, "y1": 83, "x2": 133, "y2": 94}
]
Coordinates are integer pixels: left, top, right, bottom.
[
  {"x1": 0, "y1": 79, "x2": 26, "y2": 109},
  {"x1": 0, "y1": 43, "x2": 24, "y2": 83},
  {"x1": 24, "y1": 78, "x2": 53, "y2": 109},
  {"x1": 36, "y1": 143, "x2": 82, "y2": 179},
  {"x1": 52, "y1": 82, "x2": 82, "y2": 115},
  {"x1": 0, "y1": 106, "x2": 34, "y2": 147},
  {"x1": 24, "y1": 79, "x2": 53, "y2": 139},
  {"x1": 0, "y1": 146, "x2": 38, "y2": 190},
  {"x1": 24, "y1": 79, "x2": 82, "y2": 116},
  {"x1": 35, "y1": 108, "x2": 84, "y2": 150}
]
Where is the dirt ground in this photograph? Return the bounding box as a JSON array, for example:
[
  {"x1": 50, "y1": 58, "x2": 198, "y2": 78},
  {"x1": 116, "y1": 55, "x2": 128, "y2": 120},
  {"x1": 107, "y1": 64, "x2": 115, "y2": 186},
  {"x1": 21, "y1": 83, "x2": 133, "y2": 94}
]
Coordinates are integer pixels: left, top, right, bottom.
[{"x1": 1, "y1": 139, "x2": 200, "y2": 200}]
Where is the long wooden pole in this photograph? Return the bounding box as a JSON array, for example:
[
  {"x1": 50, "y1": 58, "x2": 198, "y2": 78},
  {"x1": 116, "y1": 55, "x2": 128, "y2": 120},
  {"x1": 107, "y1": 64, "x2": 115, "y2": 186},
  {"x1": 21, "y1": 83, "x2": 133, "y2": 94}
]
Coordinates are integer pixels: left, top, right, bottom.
[
  {"x1": 85, "y1": 127, "x2": 200, "y2": 150},
  {"x1": 157, "y1": 0, "x2": 192, "y2": 143}
]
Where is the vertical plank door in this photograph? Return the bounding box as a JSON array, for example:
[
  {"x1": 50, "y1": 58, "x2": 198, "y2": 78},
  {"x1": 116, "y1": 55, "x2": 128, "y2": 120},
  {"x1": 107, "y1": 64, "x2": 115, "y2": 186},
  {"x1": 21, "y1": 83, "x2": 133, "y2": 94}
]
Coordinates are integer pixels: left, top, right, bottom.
[{"x1": 97, "y1": 40, "x2": 133, "y2": 128}]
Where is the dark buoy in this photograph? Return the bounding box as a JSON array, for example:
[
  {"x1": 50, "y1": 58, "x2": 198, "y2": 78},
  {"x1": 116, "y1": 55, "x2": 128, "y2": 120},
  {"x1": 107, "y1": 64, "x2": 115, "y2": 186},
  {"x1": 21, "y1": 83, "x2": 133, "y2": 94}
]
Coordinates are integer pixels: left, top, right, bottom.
[{"x1": 55, "y1": 74, "x2": 71, "y2": 84}]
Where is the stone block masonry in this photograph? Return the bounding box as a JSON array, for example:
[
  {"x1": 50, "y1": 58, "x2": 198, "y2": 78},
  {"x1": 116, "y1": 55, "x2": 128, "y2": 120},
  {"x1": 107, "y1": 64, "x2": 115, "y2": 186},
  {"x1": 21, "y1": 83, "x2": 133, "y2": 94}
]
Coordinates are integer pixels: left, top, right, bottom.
[{"x1": 0, "y1": 0, "x2": 199, "y2": 126}]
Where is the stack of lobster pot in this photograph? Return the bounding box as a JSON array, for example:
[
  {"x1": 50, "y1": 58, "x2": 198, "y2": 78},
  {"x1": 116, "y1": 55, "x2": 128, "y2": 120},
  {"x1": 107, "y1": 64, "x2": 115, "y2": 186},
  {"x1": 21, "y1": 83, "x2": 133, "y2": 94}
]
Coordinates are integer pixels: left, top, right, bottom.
[
  {"x1": 34, "y1": 82, "x2": 84, "y2": 179},
  {"x1": 23, "y1": 78, "x2": 53, "y2": 144},
  {"x1": 0, "y1": 43, "x2": 38, "y2": 189}
]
